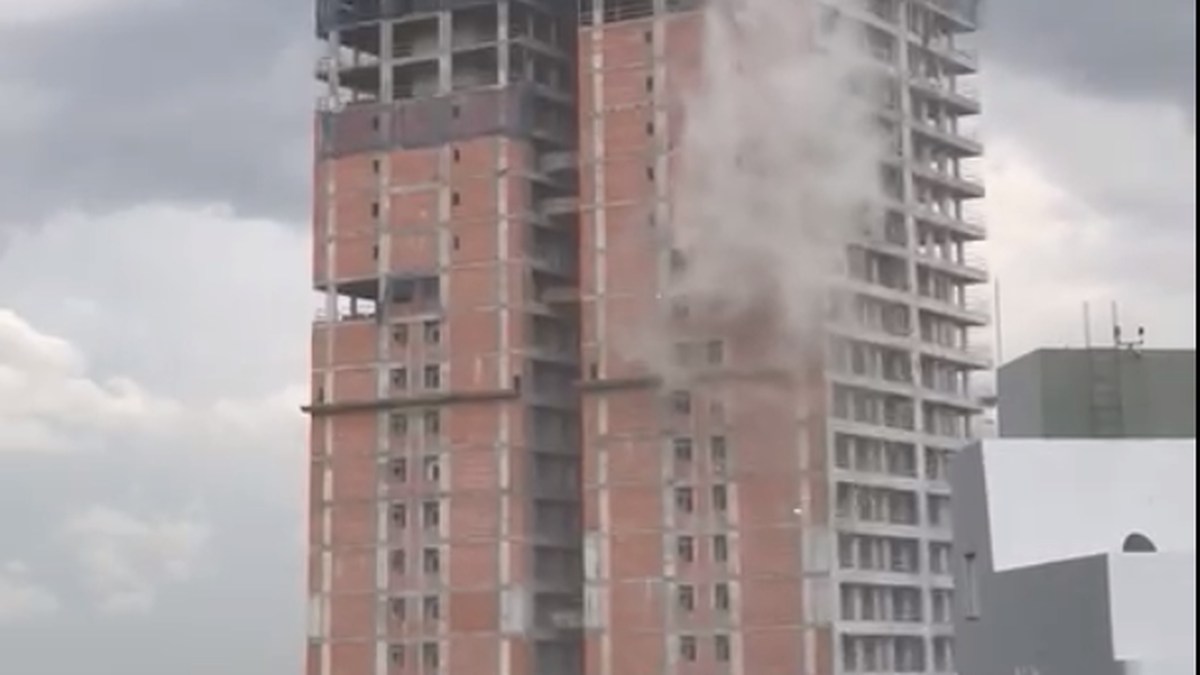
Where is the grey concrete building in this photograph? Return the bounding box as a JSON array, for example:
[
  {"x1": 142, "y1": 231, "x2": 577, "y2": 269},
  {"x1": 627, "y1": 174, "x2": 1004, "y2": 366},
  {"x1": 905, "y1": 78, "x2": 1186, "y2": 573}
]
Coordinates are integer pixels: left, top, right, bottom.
[
  {"x1": 996, "y1": 348, "x2": 1196, "y2": 439},
  {"x1": 950, "y1": 439, "x2": 1196, "y2": 675}
]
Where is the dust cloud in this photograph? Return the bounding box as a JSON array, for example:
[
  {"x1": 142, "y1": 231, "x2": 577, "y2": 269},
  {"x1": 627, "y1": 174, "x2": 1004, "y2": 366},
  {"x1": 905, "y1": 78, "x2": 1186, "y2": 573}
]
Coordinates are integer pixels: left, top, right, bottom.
[{"x1": 634, "y1": 0, "x2": 888, "y2": 383}]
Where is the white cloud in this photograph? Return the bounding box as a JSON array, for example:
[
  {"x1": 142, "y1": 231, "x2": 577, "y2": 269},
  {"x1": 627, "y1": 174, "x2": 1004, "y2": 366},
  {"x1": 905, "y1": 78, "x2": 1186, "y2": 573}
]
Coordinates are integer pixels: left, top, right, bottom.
[
  {"x1": 0, "y1": 309, "x2": 182, "y2": 453},
  {"x1": 0, "y1": 203, "x2": 308, "y2": 634},
  {"x1": 982, "y1": 66, "x2": 1197, "y2": 361},
  {"x1": 0, "y1": 203, "x2": 311, "y2": 403},
  {"x1": 61, "y1": 504, "x2": 210, "y2": 614},
  {"x1": 0, "y1": 561, "x2": 59, "y2": 622},
  {"x1": 1, "y1": 301, "x2": 306, "y2": 513},
  {"x1": 984, "y1": 65, "x2": 1196, "y2": 235},
  {"x1": 0, "y1": 203, "x2": 310, "y2": 463}
]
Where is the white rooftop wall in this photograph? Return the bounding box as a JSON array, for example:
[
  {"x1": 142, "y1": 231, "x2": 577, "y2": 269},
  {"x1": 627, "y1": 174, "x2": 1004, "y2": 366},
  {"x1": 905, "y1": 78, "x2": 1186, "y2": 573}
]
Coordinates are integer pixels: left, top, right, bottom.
[
  {"x1": 978, "y1": 439, "x2": 1196, "y2": 571},
  {"x1": 1109, "y1": 551, "x2": 1196, "y2": 664}
]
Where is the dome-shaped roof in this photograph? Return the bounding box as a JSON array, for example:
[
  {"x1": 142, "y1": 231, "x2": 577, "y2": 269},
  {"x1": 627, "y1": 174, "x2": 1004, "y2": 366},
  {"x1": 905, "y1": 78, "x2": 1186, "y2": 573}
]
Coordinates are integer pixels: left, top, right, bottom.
[{"x1": 1122, "y1": 532, "x2": 1157, "y2": 553}]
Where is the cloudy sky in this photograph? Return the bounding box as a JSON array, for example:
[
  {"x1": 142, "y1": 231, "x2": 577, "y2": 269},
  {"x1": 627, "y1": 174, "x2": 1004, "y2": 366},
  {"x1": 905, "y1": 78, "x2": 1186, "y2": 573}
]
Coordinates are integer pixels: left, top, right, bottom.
[{"x1": 0, "y1": 0, "x2": 1195, "y2": 672}]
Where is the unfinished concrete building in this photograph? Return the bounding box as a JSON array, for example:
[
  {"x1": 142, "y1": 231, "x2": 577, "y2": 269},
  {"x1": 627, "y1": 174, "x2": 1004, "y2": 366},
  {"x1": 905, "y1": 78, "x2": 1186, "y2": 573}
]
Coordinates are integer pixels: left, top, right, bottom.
[
  {"x1": 309, "y1": 0, "x2": 583, "y2": 673},
  {"x1": 307, "y1": 0, "x2": 988, "y2": 674}
]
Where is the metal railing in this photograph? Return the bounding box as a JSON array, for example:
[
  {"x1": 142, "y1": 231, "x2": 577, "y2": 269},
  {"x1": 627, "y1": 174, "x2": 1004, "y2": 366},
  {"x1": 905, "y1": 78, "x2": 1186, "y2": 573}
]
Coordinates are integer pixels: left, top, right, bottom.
[
  {"x1": 958, "y1": 210, "x2": 986, "y2": 236},
  {"x1": 961, "y1": 252, "x2": 989, "y2": 274},
  {"x1": 911, "y1": 76, "x2": 980, "y2": 108},
  {"x1": 964, "y1": 297, "x2": 990, "y2": 316},
  {"x1": 957, "y1": 162, "x2": 985, "y2": 184},
  {"x1": 315, "y1": 52, "x2": 381, "y2": 77},
  {"x1": 966, "y1": 343, "x2": 994, "y2": 362},
  {"x1": 949, "y1": 79, "x2": 980, "y2": 102},
  {"x1": 913, "y1": 119, "x2": 979, "y2": 141},
  {"x1": 924, "y1": 38, "x2": 979, "y2": 69},
  {"x1": 917, "y1": 250, "x2": 989, "y2": 276}
]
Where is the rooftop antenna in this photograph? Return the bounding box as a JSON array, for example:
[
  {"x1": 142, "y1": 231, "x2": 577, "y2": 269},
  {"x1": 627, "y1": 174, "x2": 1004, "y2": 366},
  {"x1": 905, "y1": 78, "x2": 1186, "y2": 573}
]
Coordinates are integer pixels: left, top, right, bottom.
[
  {"x1": 1083, "y1": 301, "x2": 1093, "y2": 349},
  {"x1": 1111, "y1": 302, "x2": 1146, "y2": 357}
]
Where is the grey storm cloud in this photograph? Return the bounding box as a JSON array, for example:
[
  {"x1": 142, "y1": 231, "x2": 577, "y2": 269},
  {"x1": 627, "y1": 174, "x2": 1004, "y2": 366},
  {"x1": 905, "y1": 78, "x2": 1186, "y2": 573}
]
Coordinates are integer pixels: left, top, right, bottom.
[
  {"x1": 984, "y1": 0, "x2": 1196, "y2": 113},
  {"x1": 0, "y1": 0, "x2": 1195, "y2": 226},
  {"x1": 0, "y1": 0, "x2": 313, "y2": 225}
]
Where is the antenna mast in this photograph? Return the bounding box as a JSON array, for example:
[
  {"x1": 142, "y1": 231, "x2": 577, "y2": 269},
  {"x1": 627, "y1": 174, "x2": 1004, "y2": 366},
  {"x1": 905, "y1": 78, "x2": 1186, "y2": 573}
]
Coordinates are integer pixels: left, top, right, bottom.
[
  {"x1": 1086, "y1": 302, "x2": 1147, "y2": 437},
  {"x1": 1083, "y1": 301, "x2": 1092, "y2": 349},
  {"x1": 1111, "y1": 301, "x2": 1147, "y2": 356}
]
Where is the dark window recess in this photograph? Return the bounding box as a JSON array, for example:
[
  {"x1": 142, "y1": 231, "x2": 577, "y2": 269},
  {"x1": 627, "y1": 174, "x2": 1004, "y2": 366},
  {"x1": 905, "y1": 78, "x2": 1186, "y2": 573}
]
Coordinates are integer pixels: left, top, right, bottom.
[
  {"x1": 673, "y1": 437, "x2": 693, "y2": 462},
  {"x1": 677, "y1": 585, "x2": 695, "y2": 611},
  {"x1": 452, "y1": 192, "x2": 461, "y2": 206},
  {"x1": 714, "y1": 583, "x2": 730, "y2": 610},
  {"x1": 371, "y1": 244, "x2": 380, "y2": 260},
  {"x1": 452, "y1": 235, "x2": 461, "y2": 250},
  {"x1": 423, "y1": 595, "x2": 440, "y2": 620},
  {"x1": 712, "y1": 485, "x2": 728, "y2": 511},
  {"x1": 423, "y1": 410, "x2": 440, "y2": 435},
  {"x1": 680, "y1": 636, "x2": 697, "y2": 661},
  {"x1": 391, "y1": 281, "x2": 414, "y2": 303},
  {"x1": 372, "y1": 159, "x2": 381, "y2": 174},
  {"x1": 422, "y1": 501, "x2": 440, "y2": 529},
  {"x1": 962, "y1": 552, "x2": 981, "y2": 619},
  {"x1": 711, "y1": 435, "x2": 728, "y2": 466},
  {"x1": 674, "y1": 487, "x2": 694, "y2": 512},
  {"x1": 644, "y1": 30, "x2": 652, "y2": 43},
  {"x1": 452, "y1": 147, "x2": 461, "y2": 162},
  {"x1": 370, "y1": 202, "x2": 380, "y2": 217},
  {"x1": 451, "y1": 105, "x2": 461, "y2": 118},
  {"x1": 671, "y1": 391, "x2": 692, "y2": 415},
  {"x1": 669, "y1": 249, "x2": 687, "y2": 272},
  {"x1": 588, "y1": 363, "x2": 599, "y2": 379},
  {"x1": 423, "y1": 320, "x2": 441, "y2": 344},
  {"x1": 371, "y1": 115, "x2": 381, "y2": 130},
  {"x1": 645, "y1": 76, "x2": 654, "y2": 92},
  {"x1": 390, "y1": 459, "x2": 407, "y2": 481},
  {"x1": 421, "y1": 642, "x2": 440, "y2": 668},
  {"x1": 645, "y1": 121, "x2": 655, "y2": 135},
  {"x1": 706, "y1": 340, "x2": 725, "y2": 365},
  {"x1": 390, "y1": 503, "x2": 407, "y2": 527},
  {"x1": 714, "y1": 535, "x2": 729, "y2": 562},
  {"x1": 677, "y1": 536, "x2": 695, "y2": 562},
  {"x1": 390, "y1": 412, "x2": 408, "y2": 436},
  {"x1": 423, "y1": 548, "x2": 441, "y2": 574},
  {"x1": 390, "y1": 368, "x2": 407, "y2": 389},
  {"x1": 715, "y1": 635, "x2": 732, "y2": 662},
  {"x1": 423, "y1": 456, "x2": 440, "y2": 482},
  {"x1": 423, "y1": 365, "x2": 441, "y2": 389}
]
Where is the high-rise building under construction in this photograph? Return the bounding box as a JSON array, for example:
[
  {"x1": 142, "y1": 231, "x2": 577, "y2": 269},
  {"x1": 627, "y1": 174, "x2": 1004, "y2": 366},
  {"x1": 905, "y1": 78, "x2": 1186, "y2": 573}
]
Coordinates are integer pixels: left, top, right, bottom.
[{"x1": 307, "y1": 0, "x2": 988, "y2": 673}]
